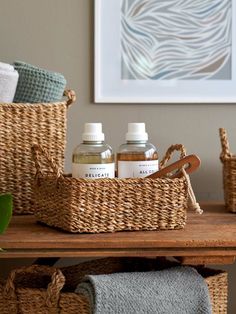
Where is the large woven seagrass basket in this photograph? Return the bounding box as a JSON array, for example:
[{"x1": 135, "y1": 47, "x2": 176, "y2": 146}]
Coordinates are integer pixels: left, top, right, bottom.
[
  {"x1": 32, "y1": 144, "x2": 201, "y2": 233},
  {"x1": 219, "y1": 128, "x2": 236, "y2": 212},
  {"x1": 0, "y1": 90, "x2": 76, "y2": 214},
  {"x1": 0, "y1": 258, "x2": 228, "y2": 314}
]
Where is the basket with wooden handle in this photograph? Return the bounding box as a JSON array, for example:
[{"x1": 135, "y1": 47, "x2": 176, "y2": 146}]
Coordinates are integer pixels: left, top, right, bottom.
[
  {"x1": 32, "y1": 143, "x2": 201, "y2": 233},
  {"x1": 0, "y1": 90, "x2": 76, "y2": 214}
]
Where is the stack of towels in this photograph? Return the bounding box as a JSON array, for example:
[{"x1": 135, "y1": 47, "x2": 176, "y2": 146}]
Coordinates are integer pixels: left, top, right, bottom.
[
  {"x1": 76, "y1": 266, "x2": 212, "y2": 314},
  {"x1": 0, "y1": 60, "x2": 66, "y2": 103}
]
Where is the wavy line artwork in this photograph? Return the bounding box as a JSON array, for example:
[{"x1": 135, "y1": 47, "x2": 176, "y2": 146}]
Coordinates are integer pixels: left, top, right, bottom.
[{"x1": 121, "y1": 0, "x2": 232, "y2": 80}]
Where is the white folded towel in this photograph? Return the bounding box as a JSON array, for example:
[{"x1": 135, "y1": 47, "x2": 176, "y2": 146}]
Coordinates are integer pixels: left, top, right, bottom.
[{"x1": 0, "y1": 62, "x2": 19, "y2": 103}]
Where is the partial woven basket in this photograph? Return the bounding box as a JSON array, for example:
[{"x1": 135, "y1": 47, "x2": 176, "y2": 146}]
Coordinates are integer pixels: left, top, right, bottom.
[
  {"x1": 0, "y1": 90, "x2": 76, "y2": 214},
  {"x1": 219, "y1": 128, "x2": 236, "y2": 212},
  {"x1": 0, "y1": 258, "x2": 228, "y2": 314},
  {"x1": 32, "y1": 144, "x2": 200, "y2": 233}
]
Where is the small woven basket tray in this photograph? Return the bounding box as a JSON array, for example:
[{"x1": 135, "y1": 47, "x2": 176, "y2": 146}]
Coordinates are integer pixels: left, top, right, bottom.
[
  {"x1": 219, "y1": 128, "x2": 236, "y2": 212},
  {"x1": 0, "y1": 90, "x2": 76, "y2": 214},
  {"x1": 32, "y1": 144, "x2": 199, "y2": 233},
  {"x1": 0, "y1": 258, "x2": 228, "y2": 314}
]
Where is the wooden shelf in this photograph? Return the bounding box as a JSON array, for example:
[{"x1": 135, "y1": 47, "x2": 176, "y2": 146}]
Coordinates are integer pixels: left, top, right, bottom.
[{"x1": 1, "y1": 202, "x2": 236, "y2": 264}]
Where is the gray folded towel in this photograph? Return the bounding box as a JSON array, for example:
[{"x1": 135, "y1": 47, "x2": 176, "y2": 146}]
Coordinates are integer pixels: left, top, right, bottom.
[{"x1": 76, "y1": 266, "x2": 212, "y2": 314}]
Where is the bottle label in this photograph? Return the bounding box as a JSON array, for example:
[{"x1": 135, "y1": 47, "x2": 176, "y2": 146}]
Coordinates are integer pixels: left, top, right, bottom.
[
  {"x1": 72, "y1": 163, "x2": 115, "y2": 179},
  {"x1": 118, "y1": 160, "x2": 159, "y2": 178}
]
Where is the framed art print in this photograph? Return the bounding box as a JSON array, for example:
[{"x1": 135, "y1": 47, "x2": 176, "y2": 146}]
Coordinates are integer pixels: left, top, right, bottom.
[{"x1": 95, "y1": 0, "x2": 236, "y2": 103}]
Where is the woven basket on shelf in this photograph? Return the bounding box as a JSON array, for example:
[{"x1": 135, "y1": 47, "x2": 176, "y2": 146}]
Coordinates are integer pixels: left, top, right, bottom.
[
  {"x1": 0, "y1": 90, "x2": 76, "y2": 214},
  {"x1": 32, "y1": 144, "x2": 200, "y2": 233},
  {"x1": 219, "y1": 128, "x2": 236, "y2": 212},
  {"x1": 0, "y1": 258, "x2": 228, "y2": 314}
]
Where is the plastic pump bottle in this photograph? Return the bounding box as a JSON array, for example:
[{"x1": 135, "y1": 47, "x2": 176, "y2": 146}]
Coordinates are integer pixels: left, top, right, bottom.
[
  {"x1": 117, "y1": 123, "x2": 159, "y2": 178},
  {"x1": 72, "y1": 123, "x2": 115, "y2": 179}
]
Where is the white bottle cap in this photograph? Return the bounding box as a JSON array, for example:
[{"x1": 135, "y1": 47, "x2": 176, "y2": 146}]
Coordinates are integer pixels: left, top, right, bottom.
[
  {"x1": 82, "y1": 123, "x2": 105, "y2": 141},
  {"x1": 126, "y1": 123, "x2": 148, "y2": 141}
]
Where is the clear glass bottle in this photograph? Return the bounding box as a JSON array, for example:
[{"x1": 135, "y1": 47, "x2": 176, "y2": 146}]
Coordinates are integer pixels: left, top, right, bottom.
[
  {"x1": 72, "y1": 123, "x2": 115, "y2": 179},
  {"x1": 117, "y1": 123, "x2": 159, "y2": 178}
]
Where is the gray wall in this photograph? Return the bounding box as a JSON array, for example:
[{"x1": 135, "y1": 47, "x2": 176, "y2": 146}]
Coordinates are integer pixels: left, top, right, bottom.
[{"x1": 0, "y1": 0, "x2": 236, "y2": 312}]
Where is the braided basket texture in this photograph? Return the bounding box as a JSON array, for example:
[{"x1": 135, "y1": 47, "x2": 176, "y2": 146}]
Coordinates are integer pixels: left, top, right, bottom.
[
  {"x1": 0, "y1": 258, "x2": 228, "y2": 314},
  {"x1": 0, "y1": 90, "x2": 75, "y2": 214},
  {"x1": 219, "y1": 128, "x2": 236, "y2": 212},
  {"x1": 33, "y1": 144, "x2": 190, "y2": 233}
]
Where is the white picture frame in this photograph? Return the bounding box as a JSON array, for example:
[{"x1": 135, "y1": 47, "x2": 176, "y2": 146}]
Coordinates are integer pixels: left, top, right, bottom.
[{"x1": 95, "y1": 0, "x2": 236, "y2": 103}]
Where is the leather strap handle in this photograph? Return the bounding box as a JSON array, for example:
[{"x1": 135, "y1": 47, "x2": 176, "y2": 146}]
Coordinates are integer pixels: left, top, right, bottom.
[{"x1": 147, "y1": 155, "x2": 201, "y2": 179}]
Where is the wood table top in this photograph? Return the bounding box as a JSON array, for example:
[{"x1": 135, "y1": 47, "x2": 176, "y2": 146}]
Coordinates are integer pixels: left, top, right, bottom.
[{"x1": 0, "y1": 202, "x2": 236, "y2": 264}]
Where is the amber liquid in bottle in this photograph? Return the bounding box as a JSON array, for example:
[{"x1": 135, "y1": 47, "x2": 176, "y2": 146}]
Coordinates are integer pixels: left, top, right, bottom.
[{"x1": 117, "y1": 141, "x2": 159, "y2": 178}]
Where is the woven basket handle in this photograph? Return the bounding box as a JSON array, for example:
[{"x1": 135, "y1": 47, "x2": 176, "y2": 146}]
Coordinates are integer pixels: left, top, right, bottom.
[
  {"x1": 4, "y1": 265, "x2": 65, "y2": 310},
  {"x1": 219, "y1": 128, "x2": 232, "y2": 160},
  {"x1": 32, "y1": 144, "x2": 63, "y2": 179},
  {"x1": 160, "y1": 144, "x2": 187, "y2": 169},
  {"x1": 64, "y1": 89, "x2": 76, "y2": 107}
]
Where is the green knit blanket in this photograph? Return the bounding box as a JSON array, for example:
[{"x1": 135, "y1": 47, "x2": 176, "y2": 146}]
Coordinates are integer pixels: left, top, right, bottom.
[{"x1": 13, "y1": 61, "x2": 66, "y2": 103}]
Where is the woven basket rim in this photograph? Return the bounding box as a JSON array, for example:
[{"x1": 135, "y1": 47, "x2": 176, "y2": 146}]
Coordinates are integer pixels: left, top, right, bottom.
[
  {"x1": 37, "y1": 173, "x2": 187, "y2": 184},
  {"x1": 0, "y1": 100, "x2": 68, "y2": 107},
  {"x1": 0, "y1": 89, "x2": 75, "y2": 107}
]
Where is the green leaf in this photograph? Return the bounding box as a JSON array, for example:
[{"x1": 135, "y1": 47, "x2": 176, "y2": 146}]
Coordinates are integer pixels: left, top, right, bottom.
[{"x1": 0, "y1": 194, "x2": 13, "y2": 234}]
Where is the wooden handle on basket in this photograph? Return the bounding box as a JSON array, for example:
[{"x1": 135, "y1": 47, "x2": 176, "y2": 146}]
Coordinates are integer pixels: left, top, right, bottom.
[
  {"x1": 32, "y1": 144, "x2": 63, "y2": 178},
  {"x1": 63, "y1": 89, "x2": 76, "y2": 107},
  {"x1": 160, "y1": 144, "x2": 187, "y2": 169},
  {"x1": 147, "y1": 154, "x2": 201, "y2": 179},
  {"x1": 151, "y1": 144, "x2": 202, "y2": 214},
  {"x1": 219, "y1": 128, "x2": 232, "y2": 160},
  {"x1": 4, "y1": 265, "x2": 65, "y2": 308}
]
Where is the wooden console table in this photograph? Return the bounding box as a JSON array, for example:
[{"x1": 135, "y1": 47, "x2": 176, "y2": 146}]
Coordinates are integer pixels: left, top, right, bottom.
[{"x1": 0, "y1": 202, "x2": 236, "y2": 265}]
